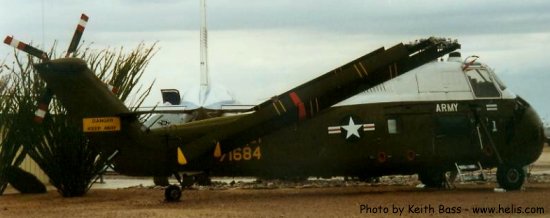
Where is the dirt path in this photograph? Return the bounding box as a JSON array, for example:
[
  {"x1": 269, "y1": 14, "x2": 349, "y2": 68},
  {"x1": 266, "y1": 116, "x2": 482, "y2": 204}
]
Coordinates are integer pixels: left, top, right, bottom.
[{"x1": 1, "y1": 182, "x2": 549, "y2": 217}]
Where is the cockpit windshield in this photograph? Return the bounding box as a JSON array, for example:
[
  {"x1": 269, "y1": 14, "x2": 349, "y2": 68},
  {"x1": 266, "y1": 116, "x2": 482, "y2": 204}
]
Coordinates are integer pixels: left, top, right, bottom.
[
  {"x1": 465, "y1": 68, "x2": 501, "y2": 98},
  {"x1": 489, "y1": 70, "x2": 507, "y2": 91}
]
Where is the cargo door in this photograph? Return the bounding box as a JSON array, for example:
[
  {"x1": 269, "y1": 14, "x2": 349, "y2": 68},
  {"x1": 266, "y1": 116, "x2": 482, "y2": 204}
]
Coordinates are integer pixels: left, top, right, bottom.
[{"x1": 433, "y1": 114, "x2": 477, "y2": 159}]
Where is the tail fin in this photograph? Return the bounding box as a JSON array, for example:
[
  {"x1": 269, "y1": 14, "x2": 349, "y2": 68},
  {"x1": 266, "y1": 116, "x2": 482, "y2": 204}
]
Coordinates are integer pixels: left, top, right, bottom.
[
  {"x1": 34, "y1": 58, "x2": 130, "y2": 121},
  {"x1": 199, "y1": 0, "x2": 209, "y2": 106},
  {"x1": 35, "y1": 58, "x2": 174, "y2": 176}
]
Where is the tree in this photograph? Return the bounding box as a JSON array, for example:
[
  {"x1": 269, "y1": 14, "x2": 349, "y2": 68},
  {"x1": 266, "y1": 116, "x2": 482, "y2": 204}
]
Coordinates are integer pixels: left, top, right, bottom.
[{"x1": 0, "y1": 55, "x2": 39, "y2": 194}]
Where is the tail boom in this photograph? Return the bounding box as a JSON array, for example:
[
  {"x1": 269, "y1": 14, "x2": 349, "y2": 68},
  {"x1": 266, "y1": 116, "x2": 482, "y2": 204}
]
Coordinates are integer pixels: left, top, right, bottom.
[{"x1": 34, "y1": 58, "x2": 129, "y2": 120}]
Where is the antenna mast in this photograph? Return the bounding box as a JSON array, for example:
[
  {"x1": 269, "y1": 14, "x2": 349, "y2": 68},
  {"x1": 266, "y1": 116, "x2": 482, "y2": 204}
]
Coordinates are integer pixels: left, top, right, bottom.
[{"x1": 199, "y1": 0, "x2": 209, "y2": 106}]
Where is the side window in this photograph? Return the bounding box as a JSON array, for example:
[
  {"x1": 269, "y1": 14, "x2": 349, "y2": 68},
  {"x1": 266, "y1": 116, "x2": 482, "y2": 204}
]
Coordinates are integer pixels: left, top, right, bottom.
[
  {"x1": 387, "y1": 118, "x2": 400, "y2": 134},
  {"x1": 465, "y1": 69, "x2": 501, "y2": 98}
]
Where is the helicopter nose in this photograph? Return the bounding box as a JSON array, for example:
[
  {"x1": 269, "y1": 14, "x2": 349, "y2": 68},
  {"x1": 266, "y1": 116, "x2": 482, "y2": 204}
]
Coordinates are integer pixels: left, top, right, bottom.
[{"x1": 504, "y1": 97, "x2": 545, "y2": 166}]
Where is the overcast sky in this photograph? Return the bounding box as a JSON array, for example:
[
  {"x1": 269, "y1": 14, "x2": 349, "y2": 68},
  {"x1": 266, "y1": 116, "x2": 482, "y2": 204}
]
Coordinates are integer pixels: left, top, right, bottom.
[{"x1": 1, "y1": 0, "x2": 549, "y2": 122}]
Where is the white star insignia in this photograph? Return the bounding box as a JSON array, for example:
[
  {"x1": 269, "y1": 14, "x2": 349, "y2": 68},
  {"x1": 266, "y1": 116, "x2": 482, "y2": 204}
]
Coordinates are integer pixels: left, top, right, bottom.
[{"x1": 341, "y1": 117, "x2": 362, "y2": 139}]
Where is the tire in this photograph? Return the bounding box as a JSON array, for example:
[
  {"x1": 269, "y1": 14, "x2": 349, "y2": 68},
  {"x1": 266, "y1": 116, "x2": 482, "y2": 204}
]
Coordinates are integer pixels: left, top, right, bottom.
[
  {"x1": 418, "y1": 170, "x2": 446, "y2": 188},
  {"x1": 497, "y1": 165, "x2": 525, "y2": 190},
  {"x1": 164, "y1": 185, "x2": 182, "y2": 202}
]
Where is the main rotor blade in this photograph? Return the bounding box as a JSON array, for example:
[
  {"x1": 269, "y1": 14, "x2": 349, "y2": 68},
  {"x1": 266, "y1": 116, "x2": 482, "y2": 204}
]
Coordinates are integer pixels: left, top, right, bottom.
[
  {"x1": 178, "y1": 37, "x2": 461, "y2": 164},
  {"x1": 4, "y1": 36, "x2": 49, "y2": 61},
  {"x1": 66, "y1": 13, "x2": 89, "y2": 58}
]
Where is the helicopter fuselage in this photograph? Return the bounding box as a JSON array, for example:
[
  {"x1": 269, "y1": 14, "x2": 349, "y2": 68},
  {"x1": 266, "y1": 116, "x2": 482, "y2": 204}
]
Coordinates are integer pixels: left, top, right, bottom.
[{"x1": 113, "y1": 59, "x2": 545, "y2": 185}]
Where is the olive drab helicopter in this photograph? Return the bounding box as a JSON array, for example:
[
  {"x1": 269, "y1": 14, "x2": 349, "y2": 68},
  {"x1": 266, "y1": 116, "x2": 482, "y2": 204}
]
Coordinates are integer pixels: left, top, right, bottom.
[{"x1": 5, "y1": 14, "x2": 545, "y2": 202}]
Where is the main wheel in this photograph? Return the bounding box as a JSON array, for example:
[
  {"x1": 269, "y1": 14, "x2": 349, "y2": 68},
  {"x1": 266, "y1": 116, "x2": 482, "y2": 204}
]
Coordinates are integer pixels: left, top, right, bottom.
[
  {"x1": 497, "y1": 165, "x2": 525, "y2": 190},
  {"x1": 418, "y1": 170, "x2": 446, "y2": 188},
  {"x1": 165, "y1": 185, "x2": 182, "y2": 202}
]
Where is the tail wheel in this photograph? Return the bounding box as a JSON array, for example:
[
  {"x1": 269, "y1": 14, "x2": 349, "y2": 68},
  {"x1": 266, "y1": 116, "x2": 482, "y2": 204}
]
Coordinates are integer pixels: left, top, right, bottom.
[
  {"x1": 497, "y1": 165, "x2": 525, "y2": 190},
  {"x1": 165, "y1": 185, "x2": 182, "y2": 202},
  {"x1": 418, "y1": 170, "x2": 445, "y2": 188}
]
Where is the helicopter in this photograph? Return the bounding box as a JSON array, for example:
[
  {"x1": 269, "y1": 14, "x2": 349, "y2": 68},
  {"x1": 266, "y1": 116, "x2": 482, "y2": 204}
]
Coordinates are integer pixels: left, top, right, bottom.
[{"x1": 4, "y1": 14, "x2": 545, "y2": 202}]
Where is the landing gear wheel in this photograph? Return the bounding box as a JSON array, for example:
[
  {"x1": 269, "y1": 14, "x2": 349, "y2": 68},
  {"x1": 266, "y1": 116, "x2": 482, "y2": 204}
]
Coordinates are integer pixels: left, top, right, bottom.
[
  {"x1": 165, "y1": 185, "x2": 182, "y2": 202},
  {"x1": 418, "y1": 170, "x2": 445, "y2": 188},
  {"x1": 497, "y1": 165, "x2": 525, "y2": 190}
]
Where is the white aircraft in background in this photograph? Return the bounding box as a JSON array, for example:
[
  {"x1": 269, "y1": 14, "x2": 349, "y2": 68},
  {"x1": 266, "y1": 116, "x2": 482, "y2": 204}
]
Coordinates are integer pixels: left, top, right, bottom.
[{"x1": 143, "y1": 0, "x2": 250, "y2": 130}]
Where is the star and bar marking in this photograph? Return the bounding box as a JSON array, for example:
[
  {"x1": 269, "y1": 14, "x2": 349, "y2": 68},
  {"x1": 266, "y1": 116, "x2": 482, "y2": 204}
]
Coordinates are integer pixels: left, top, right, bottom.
[{"x1": 327, "y1": 116, "x2": 375, "y2": 139}]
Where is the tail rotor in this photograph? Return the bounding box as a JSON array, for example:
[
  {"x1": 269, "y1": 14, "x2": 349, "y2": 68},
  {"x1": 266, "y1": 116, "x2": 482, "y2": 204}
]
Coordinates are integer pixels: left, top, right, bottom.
[
  {"x1": 3, "y1": 13, "x2": 89, "y2": 123},
  {"x1": 66, "y1": 14, "x2": 89, "y2": 58},
  {"x1": 4, "y1": 36, "x2": 49, "y2": 61}
]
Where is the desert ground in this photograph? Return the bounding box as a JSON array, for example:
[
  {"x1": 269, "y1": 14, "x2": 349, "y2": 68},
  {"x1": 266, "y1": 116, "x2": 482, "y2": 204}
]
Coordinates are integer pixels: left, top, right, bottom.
[{"x1": 1, "y1": 145, "x2": 550, "y2": 218}]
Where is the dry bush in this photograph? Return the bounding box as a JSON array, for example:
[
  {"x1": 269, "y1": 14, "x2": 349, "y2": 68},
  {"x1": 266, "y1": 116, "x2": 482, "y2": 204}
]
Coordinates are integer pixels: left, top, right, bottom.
[{"x1": 0, "y1": 43, "x2": 156, "y2": 196}]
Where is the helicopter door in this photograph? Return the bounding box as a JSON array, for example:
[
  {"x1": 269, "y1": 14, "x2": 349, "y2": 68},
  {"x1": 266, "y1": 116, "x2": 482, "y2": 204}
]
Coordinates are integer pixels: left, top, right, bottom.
[{"x1": 433, "y1": 115, "x2": 476, "y2": 159}]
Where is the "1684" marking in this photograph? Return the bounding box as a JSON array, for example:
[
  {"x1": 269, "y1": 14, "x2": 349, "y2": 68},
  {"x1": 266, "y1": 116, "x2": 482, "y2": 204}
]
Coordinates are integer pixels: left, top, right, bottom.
[{"x1": 219, "y1": 146, "x2": 261, "y2": 162}]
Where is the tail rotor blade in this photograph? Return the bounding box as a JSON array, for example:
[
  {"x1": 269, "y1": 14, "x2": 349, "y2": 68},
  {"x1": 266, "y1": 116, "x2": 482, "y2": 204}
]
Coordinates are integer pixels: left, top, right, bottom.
[
  {"x1": 106, "y1": 84, "x2": 119, "y2": 94},
  {"x1": 4, "y1": 36, "x2": 49, "y2": 61},
  {"x1": 66, "y1": 13, "x2": 89, "y2": 57},
  {"x1": 34, "y1": 89, "x2": 54, "y2": 123}
]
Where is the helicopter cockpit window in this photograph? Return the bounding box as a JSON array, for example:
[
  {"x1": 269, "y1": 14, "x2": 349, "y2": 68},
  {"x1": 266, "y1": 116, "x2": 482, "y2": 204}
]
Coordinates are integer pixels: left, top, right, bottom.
[
  {"x1": 465, "y1": 68, "x2": 501, "y2": 98},
  {"x1": 489, "y1": 70, "x2": 507, "y2": 90}
]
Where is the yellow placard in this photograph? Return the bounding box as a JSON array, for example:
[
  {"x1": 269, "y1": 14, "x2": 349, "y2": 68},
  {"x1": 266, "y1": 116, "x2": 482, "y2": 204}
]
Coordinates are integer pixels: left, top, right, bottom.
[{"x1": 83, "y1": 117, "x2": 121, "y2": 132}]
